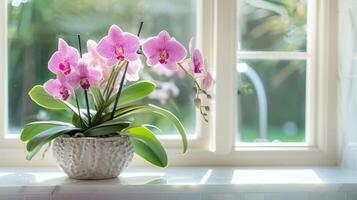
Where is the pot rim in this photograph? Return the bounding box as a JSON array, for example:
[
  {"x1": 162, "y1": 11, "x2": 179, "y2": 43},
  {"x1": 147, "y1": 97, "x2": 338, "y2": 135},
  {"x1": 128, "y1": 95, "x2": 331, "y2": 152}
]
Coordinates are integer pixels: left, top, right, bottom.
[{"x1": 55, "y1": 135, "x2": 129, "y2": 141}]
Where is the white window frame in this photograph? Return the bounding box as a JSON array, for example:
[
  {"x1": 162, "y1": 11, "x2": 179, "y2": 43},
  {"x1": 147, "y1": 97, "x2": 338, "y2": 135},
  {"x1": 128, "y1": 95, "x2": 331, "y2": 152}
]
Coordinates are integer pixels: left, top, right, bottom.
[{"x1": 0, "y1": 0, "x2": 338, "y2": 167}]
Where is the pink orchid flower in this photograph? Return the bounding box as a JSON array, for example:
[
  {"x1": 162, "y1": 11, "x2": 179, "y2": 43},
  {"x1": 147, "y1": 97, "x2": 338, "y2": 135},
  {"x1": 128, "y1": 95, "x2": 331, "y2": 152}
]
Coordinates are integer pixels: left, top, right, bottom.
[
  {"x1": 189, "y1": 49, "x2": 204, "y2": 75},
  {"x1": 201, "y1": 60, "x2": 213, "y2": 90},
  {"x1": 126, "y1": 59, "x2": 142, "y2": 82},
  {"x1": 82, "y1": 40, "x2": 107, "y2": 68},
  {"x1": 44, "y1": 73, "x2": 74, "y2": 101},
  {"x1": 188, "y1": 38, "x2": 213, "y2": 90},
  {"x1": 202, "y1": 71, "x2": 213, "y2": 90},
  {"x1": 96, "y1": 25, "x2": 140, "y2": 66},
  {"x1": 69, "y1": 59, "x2": 103, "y2": 91},
  {"x1": 188, "y1": 38, "x2": 204, "y2": 76},
  {"x1": 48, "y1": 38, "x2": 80, "y2": 76},
  {"x1": 142, "y1": 31, "x2": 187, "y2": 70}
]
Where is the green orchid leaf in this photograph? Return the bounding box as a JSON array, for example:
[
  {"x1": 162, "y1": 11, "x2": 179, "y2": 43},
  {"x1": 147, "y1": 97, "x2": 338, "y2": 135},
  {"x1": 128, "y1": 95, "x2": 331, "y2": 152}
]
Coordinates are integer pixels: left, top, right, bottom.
[
  {"x1": 26, "y1": 143, "x2": 46, "y2": 160},
  {"x1": 92, "y1": 81, "x2": 155, "y2": 125},
  {"x1": 20, "y1": 121, "x2": 73, "y2": 142},
  {"x1": 108, "y1": 104, "x2": 188, "y2": 153},
  {"x1": 107, "y1": 81, "x2": 156, "y2": 106},
  {"x1": 84, "y1": 121, "x2": 131, "y2": 137},
  {"x1": 90, "y1": 87, "x2": 105, "y2": 109},
  {"x1": 26, "y1": 126, "x2": 80, "y2": 152},
  {"x1": 28, "y1": 85, "x2": 88, "y2": 125},
  {"x1": 28, "y1": 85, "x2": 67, "y2": 110},
  {"x1": 127, "y1": 126, "x2": 168, "y2": 167},
  {"x1": 142, "y1": 124, "x2": 162, "y2": 132},
  {"x1": 96, "y1": 119, "x2": 132, "y2": 128},
  {"x1": 84, "y1": 125, "x2": 126, "y2": 137},
  {"x1": 72, "y1": 114, "x2": 84, "y2": 128}
]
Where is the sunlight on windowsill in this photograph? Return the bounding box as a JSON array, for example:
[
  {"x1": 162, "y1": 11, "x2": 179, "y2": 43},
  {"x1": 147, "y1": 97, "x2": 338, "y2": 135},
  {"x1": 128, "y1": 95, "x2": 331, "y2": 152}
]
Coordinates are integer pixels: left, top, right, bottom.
[
  {"x1": 231, "y1": 169, "x2": 322, "y2": 184},
  {"x1": 2, "y1": 167, "x2": 357, "y2": 188}
]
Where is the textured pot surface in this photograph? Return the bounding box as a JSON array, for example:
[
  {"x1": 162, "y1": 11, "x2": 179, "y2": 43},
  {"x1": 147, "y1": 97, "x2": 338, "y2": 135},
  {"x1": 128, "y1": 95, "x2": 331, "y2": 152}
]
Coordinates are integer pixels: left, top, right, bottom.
[{"x1": 52, "y1": 136, "x2": 133, "y2": 180}]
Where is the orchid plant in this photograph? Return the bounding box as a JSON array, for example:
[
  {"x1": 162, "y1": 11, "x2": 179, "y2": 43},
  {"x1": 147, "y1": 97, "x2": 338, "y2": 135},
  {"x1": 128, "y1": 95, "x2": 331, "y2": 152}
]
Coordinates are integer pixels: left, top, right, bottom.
[{"x1": 20, "y1": 23, "x2": 213, "y2": 167}]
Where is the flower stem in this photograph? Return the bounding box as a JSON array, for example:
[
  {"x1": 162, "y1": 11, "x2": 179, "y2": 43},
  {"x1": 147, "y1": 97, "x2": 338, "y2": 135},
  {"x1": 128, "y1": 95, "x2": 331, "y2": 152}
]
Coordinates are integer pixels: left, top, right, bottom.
[
  {"x1": 177, "y1": 62, "x2": 201, "y2": 90},
  {"x1": 110, "y1": 61, "x2": 129, "y2": 120},
  {"x1": 106, "y1": 62, "x2": 124, "y2": 100},
  {"x1": 77, "y1": 34, "x2": 83, "y2": 56},
  {"x1": 103, "y1": 62, "x2": 119, "y2": 98},
  {"x1": 76, "y1": 34, "x2": 86, "y2": 127},
  {"x1": 84, "y1": 90, "x2": 91, "y2": 126},
  {"x1": 109, "y1": 21, "x2": 144, "y2": 120},
  {"x1": 74, "y1": 91, "x2": 84, "y2": 127}
]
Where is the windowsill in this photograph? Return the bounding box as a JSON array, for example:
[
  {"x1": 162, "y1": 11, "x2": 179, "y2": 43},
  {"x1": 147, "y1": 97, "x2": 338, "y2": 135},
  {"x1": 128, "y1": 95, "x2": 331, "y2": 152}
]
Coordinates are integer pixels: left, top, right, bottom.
[{"x1": 1, "y1": 167, "x2": 357, "y2": 199}]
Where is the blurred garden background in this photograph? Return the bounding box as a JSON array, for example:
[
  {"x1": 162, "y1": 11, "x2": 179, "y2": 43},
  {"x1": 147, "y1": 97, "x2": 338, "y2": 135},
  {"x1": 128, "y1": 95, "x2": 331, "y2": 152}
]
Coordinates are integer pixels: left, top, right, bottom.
[
  {"x1": 7, "y1": 0, "x2": 307, "y2": 142},
  {"x1": 237, "y1": 0, "x2": 307, "y2": 143}
]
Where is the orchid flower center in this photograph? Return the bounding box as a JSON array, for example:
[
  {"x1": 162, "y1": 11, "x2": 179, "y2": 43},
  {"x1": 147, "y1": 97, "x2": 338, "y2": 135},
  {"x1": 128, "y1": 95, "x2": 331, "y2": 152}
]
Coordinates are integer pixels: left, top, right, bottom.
[
  {"x1": 115, "y1": 47, "x2": 125, "y2": 60},
  {"x1": 59, "y1": 86, "x2": 70, "y2": 101},
  {"x1": 80, "y1": 78, "x2": 90, "y2": 91},
  {"x1": 194, "y1": 59, "x2": 202, "y2": 73},
  {"x1": 59, "y1": 61, "x2": 71, "y2": 75},
  {"x1": 159, "y1": 49, "x2": 169, "y2": 64}
]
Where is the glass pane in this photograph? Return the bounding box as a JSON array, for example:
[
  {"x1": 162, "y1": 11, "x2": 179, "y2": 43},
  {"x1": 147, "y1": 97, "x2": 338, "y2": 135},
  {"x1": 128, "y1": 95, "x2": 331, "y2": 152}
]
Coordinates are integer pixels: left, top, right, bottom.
[
  {"x1": 238, "y1": 0, "x2": 307, "y2": 51},
  {"x1": 7, "y1": 0, "x2": 196, "y2": 135},
  {"x1": 237, "y1": 60, "x2": 306, "y2": 143}
]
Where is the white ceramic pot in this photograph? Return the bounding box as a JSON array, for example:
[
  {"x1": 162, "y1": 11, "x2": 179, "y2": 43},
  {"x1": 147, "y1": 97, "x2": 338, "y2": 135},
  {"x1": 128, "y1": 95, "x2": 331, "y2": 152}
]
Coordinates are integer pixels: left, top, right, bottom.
[{"x1": 52, "y1": 136, "x2": 133, "y2": 180}]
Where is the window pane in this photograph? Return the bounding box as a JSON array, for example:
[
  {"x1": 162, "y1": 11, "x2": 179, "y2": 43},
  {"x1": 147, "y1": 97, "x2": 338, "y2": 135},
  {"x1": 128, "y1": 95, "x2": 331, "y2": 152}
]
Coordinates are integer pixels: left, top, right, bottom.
[
  {"x1": 237, "y1": 60, "x2": 306, "y2": 143},
  {"x1": 7, "y1": 0, "x2": 196, "y2": 135},
  {"x1": 238, "y1": 0, "x2": 307, "y2": 51}
]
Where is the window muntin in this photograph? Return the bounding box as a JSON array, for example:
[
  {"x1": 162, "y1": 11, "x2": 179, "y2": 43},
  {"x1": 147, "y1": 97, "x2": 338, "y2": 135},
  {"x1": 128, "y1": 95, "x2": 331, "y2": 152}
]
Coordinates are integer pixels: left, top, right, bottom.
[
  {"x1": 7, "y1": 0, "x2": 197, "y2": 136},
  {"x1": 236, "y1": 0, "x2": 308, "y2": 144}
]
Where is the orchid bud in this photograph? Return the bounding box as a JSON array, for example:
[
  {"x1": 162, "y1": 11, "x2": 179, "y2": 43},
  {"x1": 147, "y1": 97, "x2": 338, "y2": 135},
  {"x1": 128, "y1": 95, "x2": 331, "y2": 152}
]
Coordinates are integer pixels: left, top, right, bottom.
[
  {"x1": 194, "y1": 98, "x2": 201, "y2": 107},
  {"x1": 204, "y1": 106, "x2": 210, "y2": 111},
  {"x1": 193, "y1": 87, "x2": 198, "y2": 93}
]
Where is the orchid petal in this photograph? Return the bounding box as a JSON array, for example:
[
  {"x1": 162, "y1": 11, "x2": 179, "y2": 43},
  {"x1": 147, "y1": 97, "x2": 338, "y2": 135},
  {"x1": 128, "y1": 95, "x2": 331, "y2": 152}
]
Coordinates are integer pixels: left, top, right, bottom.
[
  {"x1": 65, "y1": 46, "x2": 80, "y2": 66},
  {"x1": 108, "y1": 25, "x2": 124, "y2": 43},
  {"x1": 157, "y1": 30, "x2": 171, "y2": 42},
  {"x1": 126, "y1": 59, "x2": 142, "y2": 81},
  {"x1": 44, "y1": 79, "x2": 62, "y2": 99},
  {"x1": 166, "y1": 40, "x2": 187, "y2": 61},
  {"x1": 202, "y1": 71, "x2": 213, "y2": 90},
  {"x1": 58, "y1": 39, "x2": 68, "y2": 55},
  {"x1": 48, "y1": 52, "x2": 62, "y2": 74},
  {"x1": 142, "y1": 37, "x2": 160, "y2": 58},
  {"x1": 87, "y1": 67, "x2": 103, "y2": 85},
  {"x1": 97, "y1": 37, "x2": 115, "y2": 59},
  {"x1": 121, "y1": 32, "x2": 141, "y2": 52},
  {"x1": 106, "y1": 57, "x2": 118, "y2": 66}
]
